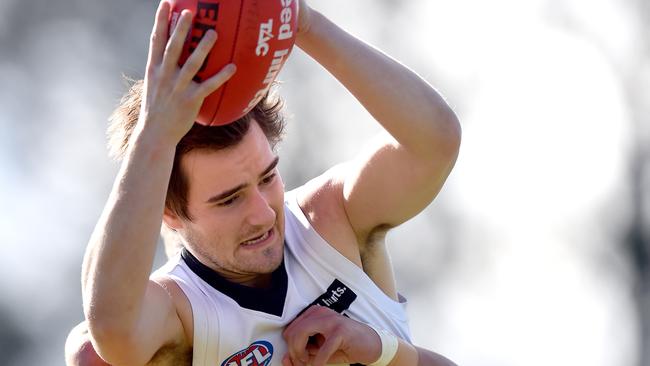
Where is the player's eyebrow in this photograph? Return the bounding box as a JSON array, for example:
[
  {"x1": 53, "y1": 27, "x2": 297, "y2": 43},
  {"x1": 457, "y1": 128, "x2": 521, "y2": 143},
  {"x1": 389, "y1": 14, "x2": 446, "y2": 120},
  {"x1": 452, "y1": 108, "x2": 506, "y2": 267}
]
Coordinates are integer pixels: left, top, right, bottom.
[
  {"x1": 205, "y1": 156, "x2": 280, "y2": 204},
  {"x1": 259, "y1": 156, "x2": 280, "y2": 178}
]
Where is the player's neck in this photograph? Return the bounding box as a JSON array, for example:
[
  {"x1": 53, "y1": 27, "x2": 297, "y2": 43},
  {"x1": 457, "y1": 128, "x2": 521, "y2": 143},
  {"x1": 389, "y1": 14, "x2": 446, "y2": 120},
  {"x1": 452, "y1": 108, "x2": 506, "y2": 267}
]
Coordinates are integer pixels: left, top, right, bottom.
[
  {"x1": 222, "y1": 272, "x2": 274, "y2": 289},
  {"x1": 181, "y1": 248, "x2": 276, "y2": 289}
]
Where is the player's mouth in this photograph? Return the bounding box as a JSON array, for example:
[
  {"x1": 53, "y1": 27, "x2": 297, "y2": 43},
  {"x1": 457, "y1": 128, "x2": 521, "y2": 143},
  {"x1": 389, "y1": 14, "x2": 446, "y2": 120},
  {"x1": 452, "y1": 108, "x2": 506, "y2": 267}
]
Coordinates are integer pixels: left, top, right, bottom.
[{"x1": 240, "y1": 228, "x2": 274, "y2": 248}]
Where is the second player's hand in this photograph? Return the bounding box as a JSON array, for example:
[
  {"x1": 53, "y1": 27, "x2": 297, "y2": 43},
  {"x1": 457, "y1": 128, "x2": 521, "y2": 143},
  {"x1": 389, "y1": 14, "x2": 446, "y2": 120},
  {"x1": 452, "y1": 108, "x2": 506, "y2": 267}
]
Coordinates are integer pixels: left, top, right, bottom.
[
  {"x1": 282, "y1": 306, "x2": 382, "y2": 366},
  {"x1": 139, "y1": 1, "x2": 237, "y2": 145}
]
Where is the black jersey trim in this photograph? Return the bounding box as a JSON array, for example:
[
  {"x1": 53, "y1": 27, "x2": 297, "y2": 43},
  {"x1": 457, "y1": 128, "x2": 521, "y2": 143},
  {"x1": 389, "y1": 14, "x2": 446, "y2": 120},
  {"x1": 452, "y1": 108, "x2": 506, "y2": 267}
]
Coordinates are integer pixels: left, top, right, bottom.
[{"x1": 181, "y1": 247, "x2": 288, "y2": 317}]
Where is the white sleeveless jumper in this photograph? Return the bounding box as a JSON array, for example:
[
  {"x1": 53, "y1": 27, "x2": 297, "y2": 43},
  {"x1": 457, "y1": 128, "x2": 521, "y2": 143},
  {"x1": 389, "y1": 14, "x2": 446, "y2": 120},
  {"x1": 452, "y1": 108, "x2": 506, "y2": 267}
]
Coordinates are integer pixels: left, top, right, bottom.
[{"x1": 154, "y1": 190, "x2": 411, "y2": 366}]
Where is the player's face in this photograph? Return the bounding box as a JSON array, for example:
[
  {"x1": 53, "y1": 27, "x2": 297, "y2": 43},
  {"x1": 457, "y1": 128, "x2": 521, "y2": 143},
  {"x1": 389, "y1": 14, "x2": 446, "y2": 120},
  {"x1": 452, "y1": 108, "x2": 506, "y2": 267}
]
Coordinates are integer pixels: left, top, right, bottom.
[{"x1": 169, "y1": 122, "x2": 285, "y2": 286}]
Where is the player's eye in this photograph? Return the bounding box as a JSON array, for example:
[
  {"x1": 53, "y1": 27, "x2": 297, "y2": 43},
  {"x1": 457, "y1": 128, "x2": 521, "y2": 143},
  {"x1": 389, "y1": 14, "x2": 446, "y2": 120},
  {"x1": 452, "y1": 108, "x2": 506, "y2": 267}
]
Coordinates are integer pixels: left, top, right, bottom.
[
  {"x1": 261, "y1": 173, "x2": 276, "y2": 185},
  {"x1": 218, "y1": 195, "x2": 239, "y2": 207}
]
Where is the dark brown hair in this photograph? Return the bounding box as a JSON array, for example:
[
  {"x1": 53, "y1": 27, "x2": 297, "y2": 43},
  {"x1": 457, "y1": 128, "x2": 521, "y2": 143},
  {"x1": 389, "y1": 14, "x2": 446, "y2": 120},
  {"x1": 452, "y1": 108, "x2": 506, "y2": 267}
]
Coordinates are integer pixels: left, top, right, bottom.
[{"x1": 107, "y1": 79, "x2": 285, "y2": 221}]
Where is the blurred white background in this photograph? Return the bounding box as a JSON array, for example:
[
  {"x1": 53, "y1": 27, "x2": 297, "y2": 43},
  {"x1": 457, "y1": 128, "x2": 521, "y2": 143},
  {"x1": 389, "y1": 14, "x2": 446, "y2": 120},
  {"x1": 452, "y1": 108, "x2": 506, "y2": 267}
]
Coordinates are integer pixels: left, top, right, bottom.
[{"x1": 0, "y1": 0, "x2": 648, "y2": 365}]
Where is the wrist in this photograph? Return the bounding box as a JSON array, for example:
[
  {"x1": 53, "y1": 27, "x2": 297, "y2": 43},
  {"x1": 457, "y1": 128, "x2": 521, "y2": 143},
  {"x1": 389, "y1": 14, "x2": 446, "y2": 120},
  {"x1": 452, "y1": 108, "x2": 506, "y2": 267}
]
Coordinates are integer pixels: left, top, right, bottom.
[
  {"x1": 295, "y1": 9, "x2": 326, "y2": 49},
  {"x1": 127, "y1": 120, "x2": 178, "y2": 161},
  {"x1": 295, "y1": 1, "x2": 314, "y2": 41},
  {"x1": 134, "y1": 112, "x2": 184, "y2": 143},
  {"x1": 365, "y1": 324, "x2": 399, "y2": 366}
]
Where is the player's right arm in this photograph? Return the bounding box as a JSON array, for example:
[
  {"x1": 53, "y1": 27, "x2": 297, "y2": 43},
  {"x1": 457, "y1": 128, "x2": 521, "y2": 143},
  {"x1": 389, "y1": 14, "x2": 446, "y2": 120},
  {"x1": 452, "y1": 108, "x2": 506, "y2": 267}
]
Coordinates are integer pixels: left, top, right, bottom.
[{"x1": 80, "y1": 3, "x2": 235, "y2": 365}]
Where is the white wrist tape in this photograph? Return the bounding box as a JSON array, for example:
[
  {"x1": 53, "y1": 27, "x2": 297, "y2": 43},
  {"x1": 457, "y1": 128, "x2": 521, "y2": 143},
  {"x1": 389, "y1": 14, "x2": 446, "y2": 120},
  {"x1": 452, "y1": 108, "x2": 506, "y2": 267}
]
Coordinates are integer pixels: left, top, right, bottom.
[{"x1": 367, "y1": 323, "x2": 399, "y2": 366}]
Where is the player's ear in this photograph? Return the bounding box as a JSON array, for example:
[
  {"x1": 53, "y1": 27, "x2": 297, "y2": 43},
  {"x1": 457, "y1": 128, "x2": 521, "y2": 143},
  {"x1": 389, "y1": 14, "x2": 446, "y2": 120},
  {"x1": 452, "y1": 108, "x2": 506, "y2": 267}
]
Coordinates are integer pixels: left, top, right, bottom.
[{"x1": 163, "y1": 207, "x2": 184, "y2": 231}]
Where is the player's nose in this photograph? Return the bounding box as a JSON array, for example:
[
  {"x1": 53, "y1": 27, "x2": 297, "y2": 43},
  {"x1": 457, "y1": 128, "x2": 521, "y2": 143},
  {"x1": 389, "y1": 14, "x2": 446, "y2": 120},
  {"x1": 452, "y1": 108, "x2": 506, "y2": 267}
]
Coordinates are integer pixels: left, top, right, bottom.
[{"x1": 245, "y1": 188, "x2": 276, "y2": 227}]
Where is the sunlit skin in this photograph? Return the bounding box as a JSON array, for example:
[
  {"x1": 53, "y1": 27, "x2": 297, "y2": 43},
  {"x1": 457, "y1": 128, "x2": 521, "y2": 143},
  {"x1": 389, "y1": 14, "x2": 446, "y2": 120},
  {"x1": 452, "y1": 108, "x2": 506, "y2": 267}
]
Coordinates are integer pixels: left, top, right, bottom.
[
  {"x1": 164, "y1": 121, "x2": 285, "y2": 288},
  {"x1": 77, "y1": 0, "x2": 462, "y2": 364}
]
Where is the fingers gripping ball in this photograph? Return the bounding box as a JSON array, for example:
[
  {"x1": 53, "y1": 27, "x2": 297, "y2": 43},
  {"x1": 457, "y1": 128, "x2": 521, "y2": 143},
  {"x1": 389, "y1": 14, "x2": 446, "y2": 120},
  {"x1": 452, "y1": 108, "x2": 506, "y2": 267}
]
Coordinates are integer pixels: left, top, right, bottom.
[{"x1": 165, "y1": 0, "x2": 298, "y2": 126}]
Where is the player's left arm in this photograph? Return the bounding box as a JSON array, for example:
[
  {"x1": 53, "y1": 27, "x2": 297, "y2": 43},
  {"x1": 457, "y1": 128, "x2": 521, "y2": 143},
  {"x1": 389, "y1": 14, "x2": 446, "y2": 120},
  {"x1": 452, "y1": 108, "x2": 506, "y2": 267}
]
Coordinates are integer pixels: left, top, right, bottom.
[{"x1": 296, "y1": 3, "x2": 461, "y2": 245}]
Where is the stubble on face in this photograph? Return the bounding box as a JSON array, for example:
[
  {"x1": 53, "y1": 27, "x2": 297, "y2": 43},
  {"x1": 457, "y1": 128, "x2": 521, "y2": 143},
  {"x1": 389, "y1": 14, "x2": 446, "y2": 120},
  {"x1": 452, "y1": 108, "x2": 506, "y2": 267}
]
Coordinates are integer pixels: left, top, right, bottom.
[
  {"x1": 183, "y1": 223, "x2": 285, "y2": 279},
  {"x1": 174, "y1": 122, "x2": 287, "y2": 286}
]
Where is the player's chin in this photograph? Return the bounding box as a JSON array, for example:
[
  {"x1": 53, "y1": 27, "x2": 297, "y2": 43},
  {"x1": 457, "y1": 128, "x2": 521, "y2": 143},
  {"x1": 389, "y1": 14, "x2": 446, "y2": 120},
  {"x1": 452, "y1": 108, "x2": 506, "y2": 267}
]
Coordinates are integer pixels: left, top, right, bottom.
[
  {"x1": 264, "y1": 232, "x2": 285, "y2": 270},
  {"x1": 239, "y1": 229, "x2": 284, "y2": 271},
  {"x1": 246, "y1": 249, "x2": 283, "y2": 275},
  {"x1": 264, "y1": 235, "x2": 285, "y2": 272}
]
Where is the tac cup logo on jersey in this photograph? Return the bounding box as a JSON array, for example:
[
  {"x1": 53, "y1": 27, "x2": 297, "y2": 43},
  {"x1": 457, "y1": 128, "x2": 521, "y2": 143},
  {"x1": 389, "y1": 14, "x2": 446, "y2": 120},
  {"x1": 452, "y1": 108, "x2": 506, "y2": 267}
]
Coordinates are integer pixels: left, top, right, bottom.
[{"x1": 220, "y1": 340, "x2": 274, "y2": 366}]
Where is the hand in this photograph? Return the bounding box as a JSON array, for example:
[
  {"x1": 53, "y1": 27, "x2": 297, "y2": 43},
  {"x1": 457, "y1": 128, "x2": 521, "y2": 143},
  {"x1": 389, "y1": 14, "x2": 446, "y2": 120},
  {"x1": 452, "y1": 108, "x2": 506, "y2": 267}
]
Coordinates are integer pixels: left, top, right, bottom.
[
  {"x1": 282, "y1": 306, "x2": 381, "y2": 366},
  {"x1": 139, "y1": 1, "x2": 237, "y2": 145}
]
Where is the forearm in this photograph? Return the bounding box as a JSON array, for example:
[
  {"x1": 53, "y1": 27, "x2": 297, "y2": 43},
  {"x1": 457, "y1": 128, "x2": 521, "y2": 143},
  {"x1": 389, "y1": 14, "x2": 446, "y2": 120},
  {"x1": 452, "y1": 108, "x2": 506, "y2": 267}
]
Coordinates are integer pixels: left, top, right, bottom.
[
  {"x1": 390, "y1": 340, "x2": 457, "y2": 366},
  {"x1": 296, "y1": 10, "x2": 460, "y2": 155},
  {"x1": 81, "y1": 126, "x2": 175, "y2": 335}
]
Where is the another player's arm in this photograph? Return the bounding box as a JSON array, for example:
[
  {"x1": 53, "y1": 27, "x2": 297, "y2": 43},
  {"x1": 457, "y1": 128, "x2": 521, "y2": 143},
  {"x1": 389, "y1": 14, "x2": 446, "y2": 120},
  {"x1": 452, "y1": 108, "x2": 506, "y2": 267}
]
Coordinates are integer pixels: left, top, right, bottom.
[
  {"x1": 65, "y1": 322, "x2": 112, "y2": 366},
  {"x1": 295, "y1": 5, "x2": 461, "y2": 245},
  {"x1": 283, "y1": 306, "x2": 457, "y2": 366},
  {"x1": 80, "y1": 4, "x2": 234, "y2": 365}
]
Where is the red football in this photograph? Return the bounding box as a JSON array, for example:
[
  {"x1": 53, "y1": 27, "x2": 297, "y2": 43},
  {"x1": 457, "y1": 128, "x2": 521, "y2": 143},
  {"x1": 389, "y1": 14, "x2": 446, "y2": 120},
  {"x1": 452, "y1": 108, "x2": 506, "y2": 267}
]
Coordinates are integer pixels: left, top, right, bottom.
[{"x1": 165, "y1": 0, "x2": 298, "y2": 126}]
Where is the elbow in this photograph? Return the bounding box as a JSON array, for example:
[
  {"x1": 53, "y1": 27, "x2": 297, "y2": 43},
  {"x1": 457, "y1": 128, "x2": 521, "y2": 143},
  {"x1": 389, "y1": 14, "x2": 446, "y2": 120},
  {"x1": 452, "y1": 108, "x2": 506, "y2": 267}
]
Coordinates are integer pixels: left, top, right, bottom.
[
  {"x1": 404, "y1": 107, "x2": 461, "y2": 171},
  {"x1": 66, "y1": 340, "x2": 111, "y2": 366},
  {"x1": 82, "y1": 286, "x2": 134, "y2": 354},
  {"x1": 420, "y1": 106, "x2": 461, "y2": 163},
  {"x1": 83, "y1": 313, "x2": 140, "y2": 366},
  {"x1": 439, "y1": 107, "x2": 462, "y2": 156},
  {"x1": 65, "y1": 322, "x2": 111, "y2": 366}
]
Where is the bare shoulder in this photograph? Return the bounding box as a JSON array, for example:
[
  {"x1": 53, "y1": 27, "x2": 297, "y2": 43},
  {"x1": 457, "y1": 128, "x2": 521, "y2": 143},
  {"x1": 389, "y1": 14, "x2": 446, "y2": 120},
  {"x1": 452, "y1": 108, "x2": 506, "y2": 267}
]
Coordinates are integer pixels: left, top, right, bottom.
[
  {"x1": 150, "y1": 275, "x2": 194, "y2": 345},
  {"x1": 295, "y1": 163, "x2": 400, "y2": 301},
  {"x1": 295, "y1": 162, "x2": 363, "y2": 267}
]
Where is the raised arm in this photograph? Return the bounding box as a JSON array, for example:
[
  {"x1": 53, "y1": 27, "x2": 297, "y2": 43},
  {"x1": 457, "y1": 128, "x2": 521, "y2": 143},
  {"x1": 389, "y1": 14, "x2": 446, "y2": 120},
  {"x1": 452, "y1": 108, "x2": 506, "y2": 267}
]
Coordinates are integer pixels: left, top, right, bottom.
[
  {"x1": 80, "y1": 3, "x2": 235, "y2": 364},
  {"x1": 295, "y1": 3, "x2": 461, "y2": 245}
]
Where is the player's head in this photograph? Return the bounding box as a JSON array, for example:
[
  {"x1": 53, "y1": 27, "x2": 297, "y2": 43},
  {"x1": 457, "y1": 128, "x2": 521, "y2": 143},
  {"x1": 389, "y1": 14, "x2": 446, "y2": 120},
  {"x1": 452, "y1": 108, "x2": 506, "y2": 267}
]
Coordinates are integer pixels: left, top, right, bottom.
[
  {"x1": 108, "y1": 80, "x2": 287, "y2": 284},
  {"x1": 108, "y1": 80, "x2": 285, "y2": 218}
]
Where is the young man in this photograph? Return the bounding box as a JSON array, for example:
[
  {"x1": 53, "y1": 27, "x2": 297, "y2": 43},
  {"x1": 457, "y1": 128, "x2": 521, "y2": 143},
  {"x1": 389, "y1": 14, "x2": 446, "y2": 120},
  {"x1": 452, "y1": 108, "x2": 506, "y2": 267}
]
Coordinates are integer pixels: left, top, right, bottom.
[{"x1": 76, "y1": 0, "x2": 461, "y2": 365}]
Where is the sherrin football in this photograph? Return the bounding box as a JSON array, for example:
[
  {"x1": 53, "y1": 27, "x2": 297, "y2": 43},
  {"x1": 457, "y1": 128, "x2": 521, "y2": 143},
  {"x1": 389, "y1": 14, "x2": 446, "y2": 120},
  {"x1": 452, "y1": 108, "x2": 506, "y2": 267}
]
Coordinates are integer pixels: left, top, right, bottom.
[{"x1": 165, "y1": 0, "x2": 298, "y2": 126}]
